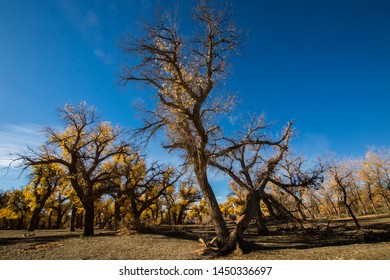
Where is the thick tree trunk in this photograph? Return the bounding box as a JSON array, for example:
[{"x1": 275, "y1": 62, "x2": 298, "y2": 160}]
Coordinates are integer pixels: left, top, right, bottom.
[
  {"x1": 83, "y1": 200, "x2": 95, "y2": 236},
  {"x1": 219, "y1": 190, "x2": 261, "y2": 255},
  {"x1": 28, "y1": 189, "x2": 53, "y2": 231},
  {"x1": 194, "y1": 165, "x2": 229, "y2": 245},
  {"x1": 16, "y1": 217, "x2": 23, "y2": 230},
  {"x1": 28, "y1": 209, "x2": 41, "y2": 232},
  {"x1": 177, "y1": 206, "x2": 186, "y2": 225}
]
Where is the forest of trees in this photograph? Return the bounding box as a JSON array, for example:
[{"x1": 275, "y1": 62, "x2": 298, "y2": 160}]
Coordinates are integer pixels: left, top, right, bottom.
[
  {"x1": 1, "y1": 1, "x2": 389, "y2": 255},
  {"x1": 1, "y1": 103, "x2": 389, "y2": 253}
]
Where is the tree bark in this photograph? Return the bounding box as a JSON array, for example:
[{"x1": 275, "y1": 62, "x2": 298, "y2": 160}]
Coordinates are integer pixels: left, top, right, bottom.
[
  {"x1": 194, "y1": 164, "x2": 229, "y2": 245},
  {"x1": 177, "y1": 206, "x2": 186, "y2": 225},
  {"x1": 219, "y1": 190, "x2": 260, "y2": 255},
  {"x1": 254, "y1": 197, "x2": 269, "y2": 236},
  {"x1": 83, "y1": 199, "x2": 95, "y2": 236},
  {"x1": 28, "y1": 188, "x2": 54, "y2": 231},
  {"x1": 28, "y1": 209, "x2": 41, "y2": 232},
  {"x1": 341, "y1": 189, "x2": 361, "y2": 229}
]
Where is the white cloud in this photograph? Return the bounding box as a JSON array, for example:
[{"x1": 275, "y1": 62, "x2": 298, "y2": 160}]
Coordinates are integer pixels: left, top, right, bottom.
[{"x1": 0, "y1": 124, "x2": 43, "y2": 168}]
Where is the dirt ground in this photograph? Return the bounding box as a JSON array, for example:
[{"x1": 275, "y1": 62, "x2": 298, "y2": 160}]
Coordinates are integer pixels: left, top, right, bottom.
[{"x1": 1, "y1": 214, "x2": 389, "y2": 260}]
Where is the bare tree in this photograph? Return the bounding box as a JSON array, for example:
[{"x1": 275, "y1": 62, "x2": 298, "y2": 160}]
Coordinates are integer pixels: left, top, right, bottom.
[
  {"x1": 16, "y1": 102, "x2": 130, "y2": 236},
  {"x1": 328, "y1": 162, "x2": 361, "y2": 229},
  {"x1": 120, "y1": 1, "x2": 240, "y2": 244},
  {"x1": 209, "y1": 117, "x2": 325, "y2": 253}
]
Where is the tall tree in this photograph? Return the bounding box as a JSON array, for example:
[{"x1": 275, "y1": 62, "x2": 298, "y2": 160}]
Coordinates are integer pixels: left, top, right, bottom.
[
  {"x1": 120, "y1": 0, "x2": 242, "y2": 245},
  {"x1": 17, "y1": 102, "x2": 130, "y2": 236}
]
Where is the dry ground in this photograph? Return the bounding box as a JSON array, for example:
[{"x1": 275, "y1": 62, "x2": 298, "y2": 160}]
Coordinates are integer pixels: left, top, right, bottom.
[{"x1": 1, "y1": 214, "x2": 389, "y2": 260}]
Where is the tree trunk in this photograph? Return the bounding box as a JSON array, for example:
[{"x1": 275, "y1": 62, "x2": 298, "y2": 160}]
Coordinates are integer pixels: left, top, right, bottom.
[
  {"x1": 219, "y1": 190, "x2": 260, "y2": 255},
  {"x1": 48, "y1": 210, "x2": 53, "y2": 229},
  {"x1": 194, "y1": 163, "x2": 229, "y2": 245},
  {"x1": 83, "y1": 199, "x2": 95, "y2": 236},
  {"x1": 341, "y1": 189, "x2": 361, "y2": 229},
  {"x1": 16, "y1": 217, "x2": 24, "y2": 230},
  {"x1": 177, "y1": 206, "x2": 186, "y2": 225},
  {"x1": 54, "y1": 204, "x2": 63, "y2": 229},
  {"x1": 255, "y1": 197, "x2": 269, "y2": 236},
  {"x1": 70, "y1": 206, "x2": 76, "y2": 232},
  {"x1": 114, "y1": 199, "x2": 121, "y2": 230},
  {"x1": 262, "y1": 196, "x2": 277, "y2": 217},
  {"x1": 75, "y1": 211, "x2": 82, "y2": 228},
  {"x1": 28, "y1": 209, "x2": 41, "y2": 232},
  {"x1": 346, "y1": 203, "x2": 361, "y2": 229},
  {"x1": 28, "y1": 189, "x2": 53, "y2": 231},
  {"x1": 367, "y1": 186, "x2": 378, "y2": 214}
]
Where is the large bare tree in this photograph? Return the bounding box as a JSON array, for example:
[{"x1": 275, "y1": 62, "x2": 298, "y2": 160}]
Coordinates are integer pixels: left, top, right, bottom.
[{"x1": 120, "y1": 2, "x2": 240, "y2": 244}]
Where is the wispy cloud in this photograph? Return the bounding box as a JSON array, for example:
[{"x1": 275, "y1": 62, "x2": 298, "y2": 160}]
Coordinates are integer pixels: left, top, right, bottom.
[
  {"x1": 0, "y1": 124, "x2": 43, "y2": 168},
  {"x1": 94, "y1": 48, "x2": 113, "y2": 65}
]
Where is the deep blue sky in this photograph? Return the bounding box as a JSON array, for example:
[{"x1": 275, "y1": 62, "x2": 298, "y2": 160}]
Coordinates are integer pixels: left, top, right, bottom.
[{"x1": 1, "y1": 0, "x2": 389, "y2": 200}]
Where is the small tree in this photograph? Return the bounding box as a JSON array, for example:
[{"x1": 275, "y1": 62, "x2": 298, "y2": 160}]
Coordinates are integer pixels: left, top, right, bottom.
[
  {"x1": 1, "y1": 189, "x2": 29, "y2": 229},
  {"x1": 166, "y1": 181, "x2": 202, "y2": 225},
  {"x1": 24, "y1": 164, "x2": 65, "y2": 231},
  {"x1": 360, "y1": 148, "x2": 390, "y2": 212},
  {"x1": 328, "y1": 161, "x2": 361, "y2": 229},
  {"x1": 109, "y1": 152, "x2": 182, "y2": 229}
]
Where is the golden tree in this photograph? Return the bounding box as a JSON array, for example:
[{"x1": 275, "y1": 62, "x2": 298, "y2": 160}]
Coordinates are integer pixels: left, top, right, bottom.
[
  {"x1": 17, "y1": 102, "x2": 130, "y2": 235},
  {"x1": 24, "y1": 164, "x2": 65, "y2": 231}
]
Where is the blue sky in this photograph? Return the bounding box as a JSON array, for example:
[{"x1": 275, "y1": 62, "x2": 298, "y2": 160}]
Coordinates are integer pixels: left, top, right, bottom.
[{"x1": 1, "y1": 0, "x2": 389, "y2": 200}]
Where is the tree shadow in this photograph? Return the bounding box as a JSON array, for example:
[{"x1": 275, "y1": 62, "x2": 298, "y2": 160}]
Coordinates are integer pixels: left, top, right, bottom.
[{"x1": 0, "y1": 231, "x2": 118, "y2": 247}]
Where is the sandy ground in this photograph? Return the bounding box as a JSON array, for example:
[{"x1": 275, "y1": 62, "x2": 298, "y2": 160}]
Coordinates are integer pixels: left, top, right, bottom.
[{"x1": 1, "y1": 215, "x2": 389, "y2": 260}]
